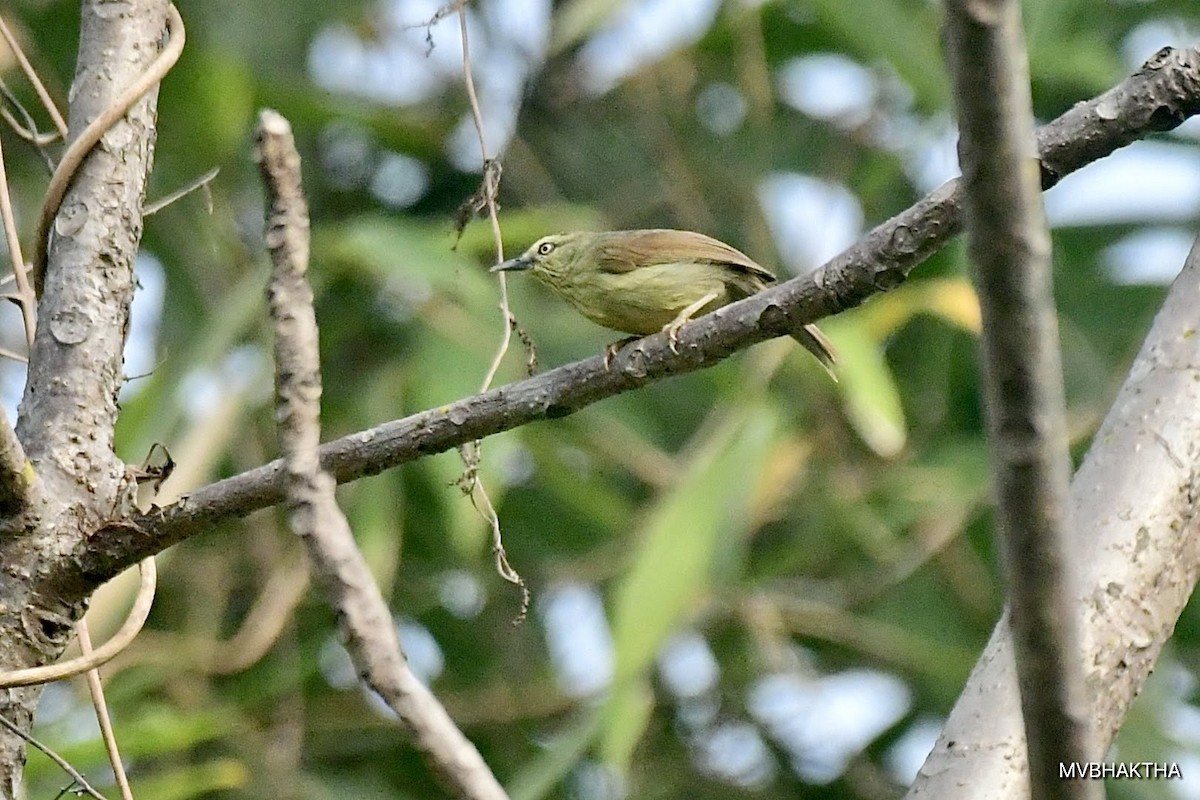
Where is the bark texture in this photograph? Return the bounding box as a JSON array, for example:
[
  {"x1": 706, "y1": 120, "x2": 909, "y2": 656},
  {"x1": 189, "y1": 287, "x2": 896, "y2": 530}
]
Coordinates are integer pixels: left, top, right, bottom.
[
  {"x1": 943, "y1": 0, "x2": 1097, "y2": 795},
  {"x1": 908, "y1": 240, "x2": 1200, "y2": 797},
  {"x1": 0, "y1": 0, "x2": 167, "y2": 792}
]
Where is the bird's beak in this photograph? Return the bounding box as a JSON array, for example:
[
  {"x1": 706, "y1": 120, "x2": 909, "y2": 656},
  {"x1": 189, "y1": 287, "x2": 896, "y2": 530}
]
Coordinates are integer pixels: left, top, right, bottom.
[{"x1": 491, "y1": 255, "x2": 533, "y2": 273}]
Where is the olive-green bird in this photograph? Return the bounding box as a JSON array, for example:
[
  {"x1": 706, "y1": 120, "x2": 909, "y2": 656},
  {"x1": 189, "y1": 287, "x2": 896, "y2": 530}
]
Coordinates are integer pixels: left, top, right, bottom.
[{"x1": 492, "y1": 229, "x2": 836, "y2": 375}]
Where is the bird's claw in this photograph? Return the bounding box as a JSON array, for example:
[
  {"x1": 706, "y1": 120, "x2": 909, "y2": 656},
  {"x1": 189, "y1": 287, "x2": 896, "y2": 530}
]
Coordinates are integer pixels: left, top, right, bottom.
[
  {"x1": 664, "y1": 324, "x2": 682, "y2": 354},
  {"x1": 603, "y1": 343, "x2": 620, "y2": 370}
]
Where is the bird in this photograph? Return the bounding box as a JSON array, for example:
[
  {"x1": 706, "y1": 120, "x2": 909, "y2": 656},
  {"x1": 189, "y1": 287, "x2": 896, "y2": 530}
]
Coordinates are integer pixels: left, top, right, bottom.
[{"x1": 491, "y1": 228, "x2": 836, "y2": 376}]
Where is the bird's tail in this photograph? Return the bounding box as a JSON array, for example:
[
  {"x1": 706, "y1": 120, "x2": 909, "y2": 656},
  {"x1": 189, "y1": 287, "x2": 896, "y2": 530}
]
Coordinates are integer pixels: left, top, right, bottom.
[{"x1": 791, "y1": 323, "x2": 838, "y2": 381}]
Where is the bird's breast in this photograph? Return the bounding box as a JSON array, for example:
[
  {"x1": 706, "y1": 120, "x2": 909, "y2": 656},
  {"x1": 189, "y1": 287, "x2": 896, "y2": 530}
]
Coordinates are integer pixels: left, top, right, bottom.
[{"x1": 545, "y1": 261, "x2": 739, "y2": 336}]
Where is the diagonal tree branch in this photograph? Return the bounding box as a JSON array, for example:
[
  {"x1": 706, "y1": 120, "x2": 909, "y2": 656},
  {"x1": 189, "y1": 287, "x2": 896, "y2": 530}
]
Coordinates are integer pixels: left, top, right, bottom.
[
  {"x1": 258, "y1": 109, "x2": 509, "y2": 800},
  {"x1": 66, "y1": 45, "x2": 1200, "y2": 596},
  {"x1": 943, "y1": 0, "x2": 1098, "y2": 796},
  {"x1": 0, "y1": 713, "x2": 107, "y2": 800}
]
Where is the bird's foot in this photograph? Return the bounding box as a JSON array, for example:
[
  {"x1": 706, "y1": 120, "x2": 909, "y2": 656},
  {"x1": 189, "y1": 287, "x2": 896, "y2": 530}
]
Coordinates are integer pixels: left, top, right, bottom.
[
  {"x1": 663, "y1": 322, "x2": 683, "y2": 354},
  {"x1": 660, "y1": 293, "x2": 717, "y2": 356},
  {"x1": 603, "y1": 336, "x2": 640, "y2": 370}
]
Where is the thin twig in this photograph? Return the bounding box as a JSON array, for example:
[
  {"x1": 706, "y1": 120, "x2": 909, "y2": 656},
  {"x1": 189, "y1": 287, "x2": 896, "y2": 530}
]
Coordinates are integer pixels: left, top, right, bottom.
[
  {"x1": 747, "y1": 593, "x2": 977, "y2": 679},
  {"x1": 456, "y1": 9, "x2": 510, "y2": 392},
  {"x1": 256, "y1": 108, "x2": 509, "y2": 800},
  {"x1": 143, "y1": 166, "x2": 219, "y2": 216},
  {"x1": 0, "y1": 345, "x2": 26, "y2": 363},
  {"x1": 76, "y1": 623, "x2": 134, "y2": 800},
  {"x1": 453, "y1": 0, "x2": 510, "y2": 384},
  {"x1": 0, "y1": 133, "x2": 37, "y2": 345},
  {"x1": 0, "y1": 77, "x2": 58, "y2": 177},
  {"x1": 467, "y1": 477, "x2": 529, "y2": 621},
  {"x1": 453, "y1": 2, "x2": 528, "y2": 615},
  {"x1": 0, "y1": 107, "x2": 57, "y2": 147},
  {"x1": 113, "y1": 560, "x2": 311, "y2": 675},
  {"x1": 0, "y1": 76, "x2": 60, "y2": 148},
  {"x1": 0, "y1": 713, "x2": 108, "y2": 800},
  {"x1": 400, "y1": 0, "x2": 466, "y2": 54},
  {"x1": 0, "y1": 14, "x2": 68, "y2": 138},
  {"x1": 206, "y1": 560, "x2": 310, "y2": 674}
]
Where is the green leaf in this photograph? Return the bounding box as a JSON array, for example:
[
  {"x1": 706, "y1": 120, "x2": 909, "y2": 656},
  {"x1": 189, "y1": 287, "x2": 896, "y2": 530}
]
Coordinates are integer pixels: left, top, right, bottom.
[
  {"x1": 859, "y1": 277, "x2": 982, "y2": 339},
  {"x1": 610, "y1": 404, "x2": 778, "y2": 680},
  {"x1": 129, "y1": 759, "x2": 249, "y2": 800},
  {"x1": 825, "y1": 318, "x2": 908, "y2": 457},
  {"x1": 598, "y1": 679, "x2": 655, "y2": 769},
  {"x1": 506, "y1": 709, "x2": 604, "y2": 800},
  {"x1": 827, "y1": 278, "x2": 982, "y2": 456},
  {"x1": 601, "y1": 402, "x2": 780, "y2": 767}
]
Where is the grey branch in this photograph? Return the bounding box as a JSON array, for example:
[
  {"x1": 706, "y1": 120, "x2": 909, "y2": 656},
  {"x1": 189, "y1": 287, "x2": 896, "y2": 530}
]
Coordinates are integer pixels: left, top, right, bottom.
[
  {"x1": 908, "y1": 236, "x2": 1200, "y2": 797},
  {"x1": 943, "y1": 0, "x2": 1098, "y2": 797},
  {"x1": 0, "y1": 0, "x2": 170, "y2": 793},
  {"x1": 68, "y1": 46, "x2": 1200, "y2": 594},
  {"x1": 257, "y1": 110, "x2": 510, "y2": 800},
  {"x1": 16, "y1": 0, "x2": 165, "y2": 503}
]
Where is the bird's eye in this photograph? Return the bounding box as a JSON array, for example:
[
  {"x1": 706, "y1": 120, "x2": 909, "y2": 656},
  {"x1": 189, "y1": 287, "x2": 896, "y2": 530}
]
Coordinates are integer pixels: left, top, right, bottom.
[{"x1": 537, "y1": 241, "x2": 555, "y2": 256}]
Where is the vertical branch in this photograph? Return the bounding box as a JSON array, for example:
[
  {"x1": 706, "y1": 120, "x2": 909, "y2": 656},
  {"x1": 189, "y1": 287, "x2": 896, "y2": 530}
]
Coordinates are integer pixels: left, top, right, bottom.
[
  {"x1": 256, "y1": 109, "x2": 510, "y2": 800},
  {"x1": 907, "y1": 236, "x2": 1200, "y2": 799},
  {"x1": 16, "y1": 0, "x2": 174, "y2": 499},
  {"x1": 29, "y1": 4, "x2": 183, "y2": 297},
  {"x1": 0, "y1": 3, "x2": 179, "y2": 792},
  {"x1": 942, "y1": 0, "x2": 1098, "y2": 798},
  {"x1": 9, "y1": 9, "x2": 177, "y2": 795}
]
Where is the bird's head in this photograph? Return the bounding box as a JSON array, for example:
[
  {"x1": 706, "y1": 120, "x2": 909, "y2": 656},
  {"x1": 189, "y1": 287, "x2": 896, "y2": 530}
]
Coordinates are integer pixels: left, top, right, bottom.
[{"x1": 490, "y1": 232, "x2": 590, "y2": 284}]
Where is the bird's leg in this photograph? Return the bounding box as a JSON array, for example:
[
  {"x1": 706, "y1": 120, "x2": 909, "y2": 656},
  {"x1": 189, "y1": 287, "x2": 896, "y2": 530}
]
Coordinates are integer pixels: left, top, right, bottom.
[
  {"x1": 662, "y1": 292, "x2": 720, "y2": 353},
  {"x1": 603, "y1": 336, "x2": 641, "y2": 370}
]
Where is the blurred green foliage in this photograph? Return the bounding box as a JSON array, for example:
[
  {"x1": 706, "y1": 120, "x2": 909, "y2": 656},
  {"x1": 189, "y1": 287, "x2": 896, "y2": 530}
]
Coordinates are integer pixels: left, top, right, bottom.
[{"x1": 4, "y1": 0, "x2": 1199, "y2": 798}]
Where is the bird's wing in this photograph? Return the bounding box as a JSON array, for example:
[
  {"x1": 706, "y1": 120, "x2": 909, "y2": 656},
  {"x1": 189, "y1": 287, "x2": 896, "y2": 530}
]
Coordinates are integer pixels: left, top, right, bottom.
[{"x1": 593, "y1": 229, "x2": 777, "y2": 282}]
